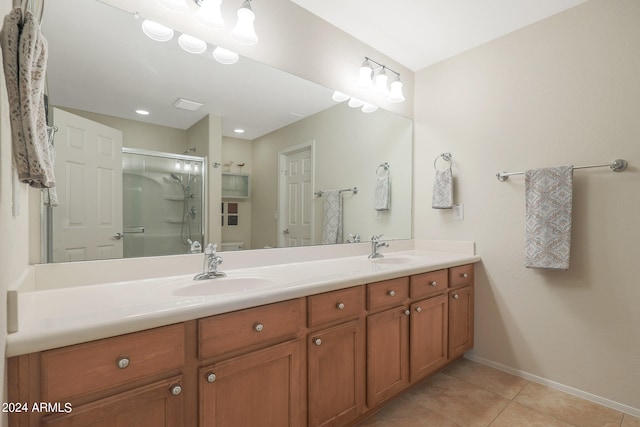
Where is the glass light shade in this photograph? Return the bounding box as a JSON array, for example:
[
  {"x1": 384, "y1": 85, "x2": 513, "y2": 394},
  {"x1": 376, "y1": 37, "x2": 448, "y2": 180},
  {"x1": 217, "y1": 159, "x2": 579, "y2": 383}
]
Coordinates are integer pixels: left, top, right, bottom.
[
  {"x1": 197, "y1": 0, "x2": 225, "y2": 30},
  {"x1": 184, "y1": 162, "x2": 192, "y2": 172},
  {"x1": 355, "y1": 62, "x2": 373, "y2": 90},
  {"x1": 213, "y1": 47, "x2": 239, "y2": 64},
  {"x1": 348, "y1": 97, "x2": 364, "y2": 108},
  {"x1": 141, "y1": 20, "x2": 174, "y2": 42},
  {"x1": 178, "y1": 34, "x2": 207, "y2": 54},
  {"x1": 175, "y1": 160, "x2": 182, "y2": 170},
  {"x1": 155, "y1": 0, "x2": 188, "y2": 13},
  {"x1": 388, "y1": 79, "x2": 405, "y2": 103},
  {"x1": 231, "y1": 1, "x2": 258, "y2": 45},
  {"x1": 373, "y1": 69, "x2": 389, "y2": 97},
  {"x1": 332, "y1": 91, "x2": 350, "y2": 102},
  {"x1": 361, "y1": 103, "x2": 378, "y2": 113}
]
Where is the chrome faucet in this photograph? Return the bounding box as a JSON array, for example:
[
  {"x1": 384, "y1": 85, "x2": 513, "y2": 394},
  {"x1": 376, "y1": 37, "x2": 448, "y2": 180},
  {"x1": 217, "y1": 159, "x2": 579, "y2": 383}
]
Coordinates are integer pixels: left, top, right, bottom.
[
  {"x1": 368, "y1": 234, "x2": 389, "y2": 259},
  {"x1": 194, "y1": 243, "x2": 227, "y2": 280}
]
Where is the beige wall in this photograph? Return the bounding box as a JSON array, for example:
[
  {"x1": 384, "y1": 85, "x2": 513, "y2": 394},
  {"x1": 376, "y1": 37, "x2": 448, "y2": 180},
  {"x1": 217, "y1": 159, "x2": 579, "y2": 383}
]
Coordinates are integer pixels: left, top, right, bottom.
[
  {"x1": 414, "y1": 0, "x2": 640, "y2": 410},
  {"x1": 251, "y1": 102, "x2": 412, "y2": 249}
]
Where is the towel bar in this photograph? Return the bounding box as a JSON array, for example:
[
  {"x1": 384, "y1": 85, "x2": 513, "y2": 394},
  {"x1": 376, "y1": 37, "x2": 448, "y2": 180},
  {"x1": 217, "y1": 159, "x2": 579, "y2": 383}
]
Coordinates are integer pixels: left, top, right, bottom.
[{"x1": 496, "y1": 159, "x2": 628, "y2": 182}]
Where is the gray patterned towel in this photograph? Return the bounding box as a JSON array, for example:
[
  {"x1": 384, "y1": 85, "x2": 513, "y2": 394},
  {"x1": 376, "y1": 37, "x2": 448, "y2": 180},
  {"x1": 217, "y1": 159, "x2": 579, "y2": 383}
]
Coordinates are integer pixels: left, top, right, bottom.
[
  {"x1": 374, "y1": 175, "x2": 390, "y2": 211},
  {"x1": 432, "y1": 168, "x2": 453, "y2": 209},
  {"x1": 321, "y1": 190, "x2": 342, "y2": 244},
  {"x1": 525, "y1": 165, "x2": 573, "y2": 270}
]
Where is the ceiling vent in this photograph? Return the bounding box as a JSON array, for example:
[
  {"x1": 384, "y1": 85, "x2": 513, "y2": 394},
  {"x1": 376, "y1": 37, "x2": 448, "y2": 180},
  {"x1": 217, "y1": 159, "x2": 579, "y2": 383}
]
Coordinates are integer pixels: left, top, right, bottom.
[
  {"x1": 280, "y1": 112, "x2": 302, "y2": 123},
  {"x1": 173, "y1": 98, "x2": 204, "y2": 111}
]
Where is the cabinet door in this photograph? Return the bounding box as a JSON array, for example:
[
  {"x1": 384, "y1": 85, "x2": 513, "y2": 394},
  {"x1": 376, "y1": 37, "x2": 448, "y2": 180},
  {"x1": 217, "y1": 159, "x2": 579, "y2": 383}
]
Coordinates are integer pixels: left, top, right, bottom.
[
  {"x1": 449, "y1": 286, "x2": 474, "y2": 359},
  {"x1": 42, "y1": 376, "x2": 184, "y2": 426},
  {"x1": 308, "y1": 320, "x2": 365, "y2": 427},
  {"x1": 199, "y1": 340, "x2": 304, "y2": 427},
  {"x1": 410, "y1": 294, "x2": 448, "y2": 382},
  {"x1": 366, "y1": 306, "x2": 409, "y2": 407}
]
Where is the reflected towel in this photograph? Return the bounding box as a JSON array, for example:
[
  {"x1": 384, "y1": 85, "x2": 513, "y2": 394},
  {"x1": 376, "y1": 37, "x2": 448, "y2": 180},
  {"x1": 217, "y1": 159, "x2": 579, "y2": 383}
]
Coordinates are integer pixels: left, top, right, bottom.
[
  {"x1": 322, "y1": 190, "x2": 342, "y2": 244},
  {"x1": 432, "y1": 168, "x2": 453, "y2": 209},
  {"x1": 525, "y1": 165, "x2": 573, "y2": 270},
  {"x1": 374, "y1": 175, "x2": 390, "y2": 211}
]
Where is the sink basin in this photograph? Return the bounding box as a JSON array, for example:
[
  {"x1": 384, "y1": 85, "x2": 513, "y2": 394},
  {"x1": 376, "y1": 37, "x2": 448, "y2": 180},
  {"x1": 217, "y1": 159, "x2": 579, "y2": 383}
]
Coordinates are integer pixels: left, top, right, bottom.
[
  {"x1": 172, "y1": 276, "x2": 278, "y2": 296},
  {"x1": 370, "y1": 255, "x2": 423, "y2": 265}
]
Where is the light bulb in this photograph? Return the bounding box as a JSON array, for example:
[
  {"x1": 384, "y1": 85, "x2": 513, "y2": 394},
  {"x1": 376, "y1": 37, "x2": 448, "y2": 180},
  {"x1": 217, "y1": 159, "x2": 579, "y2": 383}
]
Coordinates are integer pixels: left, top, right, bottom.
[
  {"x1": 213, "y1": 46, "x2": 239, "y2": 64},
  {"x1": 178, "y1": 34, "x2": 207, "y2": 54},
  {"x1": 361, "y1": 103, "x2": 378, "y2": 113},
  {"x1": 373, "y1": 68, "x2": 389, "y2": 97},
  {"x1": 141, "y1": 20, "x2": 174, "y2": 42},
  {"x1": 355, "y1": 60, "x2": 373, "y2": 90},
  {"x1": 231, "y1": 1, "x2": 258, "y2": 45},
  {"x1": 197, "y1": 0, "x2": 224, "y2": 30},
  {"x1": 348, "y1": 97, "x2": 364, "y2": 108},
  {"x1": 175, "y1": 160, "x2": 182, "y2": 170},
  {"x1": 155, "y1": 0, "x2": 188, "y2": 13},
  {"x1": 388, "y1": 77, "x2": 405, "y2": 103},
  {"x1": 332, "y1": 91, "x2": 350, "y2": 102}
]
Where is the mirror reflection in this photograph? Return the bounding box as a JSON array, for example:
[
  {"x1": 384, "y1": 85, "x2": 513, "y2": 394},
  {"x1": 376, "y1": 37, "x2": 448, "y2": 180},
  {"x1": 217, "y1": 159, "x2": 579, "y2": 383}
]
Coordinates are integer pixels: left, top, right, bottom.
[{"x1": 40, "y1": 0, "x2": 412, "y2": 263}]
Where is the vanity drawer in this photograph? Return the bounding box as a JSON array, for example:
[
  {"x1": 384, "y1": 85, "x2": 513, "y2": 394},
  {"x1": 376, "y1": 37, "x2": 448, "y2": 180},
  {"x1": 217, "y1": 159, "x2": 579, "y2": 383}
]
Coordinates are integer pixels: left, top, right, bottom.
[
  {"x1": 199, "y1": 298, "x2": 305, "y2": 360},
  {"x1": 368, "y1": 277, "x2": 409, "y2": 312},
  {"x1": 449, "y1": 264, "x2": 474, "y2": 288},
  {"x1": 410, "y1": 269, "x2": 448, "y2": 299},
  {"x1": 41, "y1": 324, "x2": 185, "y2": 402},
  {"x1": 308, "y1": 286, "x2": 365, "y2": 328}
]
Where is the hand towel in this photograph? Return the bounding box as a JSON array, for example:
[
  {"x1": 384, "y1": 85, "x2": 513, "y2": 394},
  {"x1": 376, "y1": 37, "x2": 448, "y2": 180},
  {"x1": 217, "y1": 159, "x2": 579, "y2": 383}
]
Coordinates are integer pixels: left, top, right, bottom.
[
  {"x1": 374, "y1": 175, "x2": 390, "y2": 211},
  {"x1": 432, "y1": 168, "x2": 453, "y2": 209},
  {"x1": 321, "y1": 190, "x2": 342, "y2": 244},
  {"x1": 525, "y1": 165, "x2": 573, "y2": 270}
]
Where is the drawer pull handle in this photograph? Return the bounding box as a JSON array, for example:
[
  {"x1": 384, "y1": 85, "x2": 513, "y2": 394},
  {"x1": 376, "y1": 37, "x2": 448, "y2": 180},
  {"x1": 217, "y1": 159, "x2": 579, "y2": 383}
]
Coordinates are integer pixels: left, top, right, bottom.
[
  {"x1": 404, "y1": 309, "x2": 411, "y2": 316},
  {"x1": 462, "y1": 273, "x2": 469, "y2": 278},
  {"x1": 206, "y1": 372, "x2": 217, "y2": 383},
  {"x1": 453, "y1": 294, "x2": 459, "y2": 300},
  {"x1": 388, "y1": 290, "x2": 396, "y2": 297},
  {"x1": 254, "y1": 323, "x2": 264, "y2": 332},
  {"x1": 336, "y1": 302, "x2": 345, "y2": 310},
  {"x1": 313, "y1": 338, "x2": 322, "y2": 346},
  {"x1": 415, "y1": 307, "x2": 422, "y2": 313},
  {"x1": 116, "y1": 356, "x2": 130, "y2": 369},
  {"x1": 170, "y1": 384, "x2": 182, "y2": 396},
  {"x1": 430, "y1": 281, "x2": 437, "y2": 287}
]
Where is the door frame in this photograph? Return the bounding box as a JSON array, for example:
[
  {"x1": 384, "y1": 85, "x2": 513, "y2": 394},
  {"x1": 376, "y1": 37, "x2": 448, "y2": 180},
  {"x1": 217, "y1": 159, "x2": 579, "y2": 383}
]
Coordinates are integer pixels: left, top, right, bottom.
[{"x1": 277, "y1": 140, "x2": 315, "y2": 248}]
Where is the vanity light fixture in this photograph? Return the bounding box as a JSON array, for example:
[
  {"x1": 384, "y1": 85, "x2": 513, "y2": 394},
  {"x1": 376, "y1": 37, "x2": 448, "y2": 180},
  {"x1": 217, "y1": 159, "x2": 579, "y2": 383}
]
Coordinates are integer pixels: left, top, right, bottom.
[
  {"x1": 178, "y1": 34, "x2": 208, "y2": 54},
  {"x1": 141, "y1": 19, "x2": 174, "y2": 42},
  {"x1": 196, "y1": 0, "x2": 225, "y2": 30},
  {"x1": 355, "y1": 57, "x2": 405, "y2": 103},
  {"x1": 156, "y1": 0, "x2": 189, "y2": 13},
  {"x1": 213, "y1": 46, "x2": 240, "y2": 64},
  {"x1": 231, "y1": 0, "x2": 258, "y2": 45}
]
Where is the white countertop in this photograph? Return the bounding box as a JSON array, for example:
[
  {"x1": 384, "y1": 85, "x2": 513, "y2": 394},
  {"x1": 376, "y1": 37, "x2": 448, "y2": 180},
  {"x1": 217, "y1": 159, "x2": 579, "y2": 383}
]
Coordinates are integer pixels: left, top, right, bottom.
[{"x1": 6, "y1": 241, "x2": 480, "y2": 357}]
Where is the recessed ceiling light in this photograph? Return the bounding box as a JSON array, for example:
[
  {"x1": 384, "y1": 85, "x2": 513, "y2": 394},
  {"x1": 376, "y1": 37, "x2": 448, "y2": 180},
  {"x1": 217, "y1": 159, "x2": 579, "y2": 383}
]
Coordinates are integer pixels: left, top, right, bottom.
[
  {"x1": 135, "y1": 109, "x2": 150, "y2": 115},
  {"x1": 234, "y1": 128, "x2": 245, "y2": 134}
]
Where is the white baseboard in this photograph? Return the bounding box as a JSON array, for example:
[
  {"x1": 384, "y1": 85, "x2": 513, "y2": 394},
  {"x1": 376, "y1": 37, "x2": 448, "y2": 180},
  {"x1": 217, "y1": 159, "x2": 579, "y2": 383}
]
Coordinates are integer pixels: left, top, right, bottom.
[{"x1": 464, "y1": 354, "x2": 640, "y2": 418}]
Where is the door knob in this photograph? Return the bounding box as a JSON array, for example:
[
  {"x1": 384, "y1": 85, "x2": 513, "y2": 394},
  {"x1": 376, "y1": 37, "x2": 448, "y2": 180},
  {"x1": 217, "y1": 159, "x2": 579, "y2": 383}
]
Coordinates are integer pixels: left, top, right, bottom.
[
  {"x1": 283, "y1": 229, "x2": 290, "y2": 234},
  {"x1": 112, "y1": 232, "x2": 124, "y2": 240}
]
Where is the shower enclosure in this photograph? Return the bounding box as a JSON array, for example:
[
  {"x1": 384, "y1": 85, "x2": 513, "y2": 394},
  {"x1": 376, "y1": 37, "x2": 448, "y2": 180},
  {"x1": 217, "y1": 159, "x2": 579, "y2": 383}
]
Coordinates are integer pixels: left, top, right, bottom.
[{"x1": 122, "y1": 148, "x2": 206, "y2": 258}]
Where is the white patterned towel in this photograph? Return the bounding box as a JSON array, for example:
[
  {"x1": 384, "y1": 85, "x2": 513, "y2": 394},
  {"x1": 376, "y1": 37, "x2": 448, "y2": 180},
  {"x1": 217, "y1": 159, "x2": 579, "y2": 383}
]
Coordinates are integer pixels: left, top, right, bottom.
[
  {"x1": 432, "y1": 168, "x2": 453, "y2": 209},
  {"x1": 525, "y1": 165, "x2": 573, "y2": 270},
  {"x1": 374, "y1": 175, "x2": 390, "y2": 211},
  {"x1": 321, "y1": 191, "x2": 342, "y2": 244}
]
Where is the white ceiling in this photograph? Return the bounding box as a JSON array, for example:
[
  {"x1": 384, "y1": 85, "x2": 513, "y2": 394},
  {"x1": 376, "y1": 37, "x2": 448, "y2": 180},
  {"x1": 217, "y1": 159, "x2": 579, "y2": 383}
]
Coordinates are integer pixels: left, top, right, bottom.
[{"x1": 292, "y1": 0, "x2": 588, "y2": 71}]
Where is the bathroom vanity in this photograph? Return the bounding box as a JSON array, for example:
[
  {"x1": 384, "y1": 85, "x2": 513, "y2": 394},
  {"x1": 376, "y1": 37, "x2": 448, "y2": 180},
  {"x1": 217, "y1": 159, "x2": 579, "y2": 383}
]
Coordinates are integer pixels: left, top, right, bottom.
[{"x1": 6, "y1": 242, "x2": 479, "y2": 426}]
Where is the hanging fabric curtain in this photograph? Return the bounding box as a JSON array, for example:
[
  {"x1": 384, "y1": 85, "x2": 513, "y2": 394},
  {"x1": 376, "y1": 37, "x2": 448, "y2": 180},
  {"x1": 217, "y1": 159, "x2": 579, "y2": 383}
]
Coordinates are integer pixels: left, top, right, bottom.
[{"x1": 1, "y1": 1, "x2": 56, "y2": 194}]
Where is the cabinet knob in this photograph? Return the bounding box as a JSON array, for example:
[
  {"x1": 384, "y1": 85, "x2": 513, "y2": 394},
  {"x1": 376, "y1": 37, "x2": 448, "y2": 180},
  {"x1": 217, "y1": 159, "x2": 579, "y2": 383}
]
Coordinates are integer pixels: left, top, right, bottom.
[
  {"x1": 462, "y1": 273, "x2": 469, "y2": 278},
  {"x1": 170, "y1": 384, "x2": 182, "y2": 396},
  {"x1": 430, "y1": 281, "x2": 437, "y2": 287},
  {"x1": 336, "y1": 302, "x2": 345, "y2": 310},
  {"x1": 415, "y1": 307, "x2": 422, "y2": 313},
  {"x1": 313, "y1": 338, "x2": 322, "y2": 346},
  {"x1": 453, "y1": 294, "x2": 459, "y2": 300},
  {"x1": 388, "y1": 290, "x2": 396, "y2": 297},
  {"x1": 254, "y1": 323, "x2": 264, "y2": 332},
  {"x1": 116, "y1": 356, "x2": 130, "y2": 369},
  {"x1": 206, "y1": 372, "x2": 217, "y2": 383},
  {"x1": 404, "y1": 309, "x2": 411, "y2": 316}
]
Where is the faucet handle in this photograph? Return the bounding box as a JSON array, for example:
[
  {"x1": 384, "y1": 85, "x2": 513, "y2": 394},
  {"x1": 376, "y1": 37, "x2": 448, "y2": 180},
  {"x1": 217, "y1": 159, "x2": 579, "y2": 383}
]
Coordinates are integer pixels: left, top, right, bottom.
[
  {"x1": 204, "y1": 243, "x2": 217, "y2": 255},
  {"x1": 371, "y1": 234, "x2": 383, "y2": 241}
]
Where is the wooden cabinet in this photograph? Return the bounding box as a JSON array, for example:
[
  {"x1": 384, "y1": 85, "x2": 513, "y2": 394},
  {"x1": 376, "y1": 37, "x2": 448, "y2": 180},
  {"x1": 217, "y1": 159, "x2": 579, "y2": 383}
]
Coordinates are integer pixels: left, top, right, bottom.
[
  {"x1": 199, "y1": 340, "x2": 304, "y2": 427},
  {"x1": 307, "y1": 287, "x2": 365, "y2": 427},
  {"x1": 410, "y1": 294, "x2": 448, "y2": 382},
  {"x1": 448, "y1": 285, "x2": 474, "y2": 359}
]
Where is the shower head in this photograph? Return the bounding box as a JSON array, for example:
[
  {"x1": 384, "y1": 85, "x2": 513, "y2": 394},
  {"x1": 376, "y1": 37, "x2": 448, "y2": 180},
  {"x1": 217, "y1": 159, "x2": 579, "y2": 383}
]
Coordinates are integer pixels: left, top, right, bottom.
[{"x1": 170, "y1": 173, "x2": 182, "y2": 182}]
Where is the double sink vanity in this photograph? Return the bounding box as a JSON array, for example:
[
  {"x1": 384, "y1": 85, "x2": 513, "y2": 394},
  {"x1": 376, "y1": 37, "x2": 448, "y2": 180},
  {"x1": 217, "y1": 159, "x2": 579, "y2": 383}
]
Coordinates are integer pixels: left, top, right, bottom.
[{"x1": 7, "y1": 240, "x2": 480, "y2": 426}]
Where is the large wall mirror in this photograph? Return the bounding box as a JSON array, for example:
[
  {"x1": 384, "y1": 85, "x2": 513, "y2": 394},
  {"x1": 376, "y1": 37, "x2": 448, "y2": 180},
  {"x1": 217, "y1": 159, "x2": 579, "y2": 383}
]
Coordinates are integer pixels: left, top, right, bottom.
[{"x1": 39, "y1": 0, "x2": 413, "y2": 263}]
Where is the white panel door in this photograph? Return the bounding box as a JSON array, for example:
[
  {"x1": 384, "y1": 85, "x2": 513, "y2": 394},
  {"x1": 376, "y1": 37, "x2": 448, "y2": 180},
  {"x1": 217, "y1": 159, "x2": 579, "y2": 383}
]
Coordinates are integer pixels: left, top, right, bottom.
[
  {"x1": 52, "y1": 108, "x2": 123, "y2": 262},
  {"x1": 279, "y1": 144, "x2": 313, "y2": 247}
]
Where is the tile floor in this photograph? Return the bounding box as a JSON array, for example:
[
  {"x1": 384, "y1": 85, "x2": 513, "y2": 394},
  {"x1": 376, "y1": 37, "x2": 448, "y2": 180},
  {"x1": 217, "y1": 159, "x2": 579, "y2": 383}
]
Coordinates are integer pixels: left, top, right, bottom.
[{"x1": 356, "y1": 358, "x2": 640, "y2": 427}]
